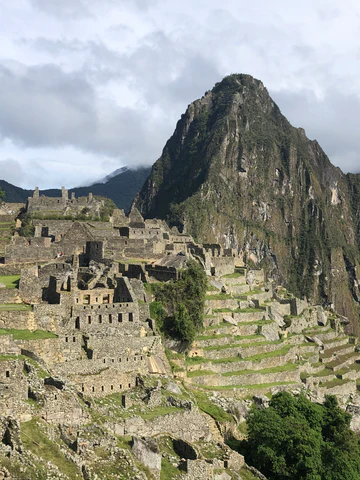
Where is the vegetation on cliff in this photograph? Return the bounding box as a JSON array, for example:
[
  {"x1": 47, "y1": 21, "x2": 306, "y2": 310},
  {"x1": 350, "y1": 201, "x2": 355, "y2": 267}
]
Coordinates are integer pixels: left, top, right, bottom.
[{"x1": 150, "y1": 260, "x2": 207, "y2": 343}]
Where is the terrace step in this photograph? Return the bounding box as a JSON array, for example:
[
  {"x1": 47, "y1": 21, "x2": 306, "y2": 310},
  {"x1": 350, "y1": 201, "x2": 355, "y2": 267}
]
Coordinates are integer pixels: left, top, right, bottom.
[
  {"x1": 309, "y1": 330, "x2": 338, "y2": 341},
  {"x1": 320, "y1": 344, "x2": 355, "y2": 363},
  {"x1": 322, "y1": 337, "x2": 350, "y2": 350},
  {"x1": 335, "y1": 362, "x2": 360, "y2": 380},
  {"x1": 325, "y1": 352, "x2": 360, "y2": 371},
  {"x1": 200, "y1": 340, "x2": 284, "y2": 361},
  {"x1": 186, "y1": 348, "x2": 295, "y2": 375},
  {"x1": 193, "y1": 334, "x2": 265, "y2": 349},
  {"x1": 190, "y1": 367, "x2": 300, "y2": 387}
]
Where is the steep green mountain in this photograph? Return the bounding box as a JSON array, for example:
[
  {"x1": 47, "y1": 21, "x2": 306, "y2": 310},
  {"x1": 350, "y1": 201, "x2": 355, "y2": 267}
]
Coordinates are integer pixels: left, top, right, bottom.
[
  {"x1": 0, "y1": 166, "x2": 151, "y2": 212},
  {"x1": 136, "y1": 74, "x2": 360, "y2": 329}
]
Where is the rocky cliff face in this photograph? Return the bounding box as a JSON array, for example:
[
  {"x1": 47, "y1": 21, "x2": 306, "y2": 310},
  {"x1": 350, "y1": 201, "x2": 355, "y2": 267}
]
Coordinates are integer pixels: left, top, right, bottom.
[{"x1": 136, "y1": 74, "x2": 360, "y2": 329}]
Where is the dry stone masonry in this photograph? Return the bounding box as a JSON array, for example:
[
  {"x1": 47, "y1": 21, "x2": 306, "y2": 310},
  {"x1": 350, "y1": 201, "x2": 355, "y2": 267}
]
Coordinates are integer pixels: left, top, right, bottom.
[{"x1": 1, "y1": 187, "x2": 360, "y2": 479}]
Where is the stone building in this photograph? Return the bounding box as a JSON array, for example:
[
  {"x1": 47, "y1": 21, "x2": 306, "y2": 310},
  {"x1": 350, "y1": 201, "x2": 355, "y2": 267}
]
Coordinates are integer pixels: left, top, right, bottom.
[{"x1": 27, "y1": 186, "x2": 104, "y2": 217}]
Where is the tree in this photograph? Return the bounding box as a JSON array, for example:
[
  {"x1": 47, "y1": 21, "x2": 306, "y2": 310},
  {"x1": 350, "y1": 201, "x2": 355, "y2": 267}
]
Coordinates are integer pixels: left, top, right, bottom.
[
  {"x1": 151, "y1": 260, "x2": 207, "y2": 343},
  {"x1": 244, "y1": 392, "x2": 360, "y2": 480}
]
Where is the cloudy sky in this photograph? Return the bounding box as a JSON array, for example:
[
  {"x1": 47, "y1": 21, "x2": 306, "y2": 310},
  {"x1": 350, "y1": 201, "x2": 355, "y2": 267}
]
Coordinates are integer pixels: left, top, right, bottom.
[{"x1": 0, "y1": 0, "x2": 360, "y2": 188}]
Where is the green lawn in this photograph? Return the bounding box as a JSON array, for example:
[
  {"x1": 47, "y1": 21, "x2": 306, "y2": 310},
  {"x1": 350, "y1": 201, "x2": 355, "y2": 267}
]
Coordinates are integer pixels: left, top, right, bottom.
[
  {"x1": 0, "y1": 328, "x2": 57, "y2": 340},
  {"x1": 0, "y1": 303, "x2": 32, "y2": 311},
  {"x1": 222, "y1": 363, "x2": 298, "y2": 377},
  {"x1": 221, "y1": 272, "x2": 244, "y2": 278},
  {"x1": 0, "y1": 275, "x2": 20, "y2": 288},
  {"x1": 201, "y1": 381, "x2": 296, "y2": 391}
]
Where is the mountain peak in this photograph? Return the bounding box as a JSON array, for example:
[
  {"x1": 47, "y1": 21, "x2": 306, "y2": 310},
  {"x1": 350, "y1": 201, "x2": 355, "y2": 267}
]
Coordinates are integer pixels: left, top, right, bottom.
[{"x1": 135, "y1": 74, "x2": 360, "y2": 328}]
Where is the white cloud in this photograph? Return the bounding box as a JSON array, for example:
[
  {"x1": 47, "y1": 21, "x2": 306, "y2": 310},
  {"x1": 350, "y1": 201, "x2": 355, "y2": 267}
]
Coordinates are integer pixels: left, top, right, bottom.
[{"x1": 0, "y1": 0, "x2": 359, "y2": 187}]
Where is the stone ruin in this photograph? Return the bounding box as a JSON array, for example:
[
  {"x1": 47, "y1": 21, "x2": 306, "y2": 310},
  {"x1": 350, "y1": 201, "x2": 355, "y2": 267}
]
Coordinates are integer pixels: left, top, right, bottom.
[
  {"x1": 27, "y1": 186, "x2": 103, "y2": 218},
  {"x1": 0, "y1": 188, "x2": 241, "y2": 418}
]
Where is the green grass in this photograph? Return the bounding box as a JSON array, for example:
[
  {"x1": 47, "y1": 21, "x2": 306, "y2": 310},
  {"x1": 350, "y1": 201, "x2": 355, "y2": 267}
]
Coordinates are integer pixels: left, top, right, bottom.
[
  {"x1": 211, "y1": 345, "x2": 292, "y2": 364},
  {"x1": 21, "y1": 419, "x2": 82, "y2": 479},
  {"x1": 187, "y1": 369, "x2": 216, "y2": 378},
  {"x1": 237, "y1": 319, "x2": 273, "y2": 326},
  {"x1": 222, "y1": 363, "x2": 298, "y2": 377},
  {"x1": 233, "y1": 307, "x2": 265, "y2": 313},
  {"x1": 213, "y1": 308, "x2": 233, "y2": 313},
  {"x1": 0, "y1": 328, "x2": 57, "y2": 340},
  {"x1": 186, "y1": 355, "x2": 208, "y2": 365},
  {"x1": 320, "y1": 378, "x2": 352, "y2": 389},
  {"x1": 0, "y1": 354, "x2": 24, "y2": 361},
  {"x1": 191, "y1": 389, "x2": 233, "y2": 422},
  {"x1": 202, "y1": 381, "x2": 296, "y2": 391},
  {"x1": 117, "y1": 257, "x2": 148, "y2": 264},
  {"x1": 0, "y1": 303, "x2": 32, "y2": 311},
  {"x1": 161, "y1": 458, "x2": 182, "y2": 479},
  {"x1": 0, "y1": 275, "x2": 20, "y2": 288},
  {"x1": 312, "y1": 368, "x2": 335, "y2": 378},
  {"x1": 204, "y1": 322, "x2": 231, "y2": 330},
  {"x1": 165, "y1": 347, "x2": 184, "y2": 360},
  {"x1": 239, "y1": 467, "x2": 259, "y2": 480},
  {"x1": 246, "y1": 288, "x2": 263, "y2": 296},
  {"x1": 233, "y1": 334, "x2": 264, "y2": 341},
  {"x1": 203, "y1": 339, "x2": 281, "y2": 352},
  {"x1": 321, "y1": 343, "x2": 354, "y2": 358},
  {"x1": 222, "y1": 272, "x2": 244, "y2": 278},
  {"x1": 139, "y1": 406, "x2": 183, "y2": 420}
]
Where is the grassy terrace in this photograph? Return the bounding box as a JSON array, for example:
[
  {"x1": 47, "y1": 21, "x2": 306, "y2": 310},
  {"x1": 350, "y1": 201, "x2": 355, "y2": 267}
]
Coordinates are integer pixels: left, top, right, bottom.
[
  {"x1": 237, "y1": 319, "x2": 274, "y2": 326},
  {"x1": 0, "y1": 329, "x2": 57, "y2": 340},
  {"x1": 303, "y1": 326, "x2": 332, "y2": 335},
  {"x1": 187, "y1": 369, "x2": 216, "y2": 378},
  {"x1": 319, "y1": 378, "x2": 353, "y2": 389},
  {"x1": 186, "y1": 345, "x2": 293, "y2": 365},
  {"x1": 0, "y1": 303, "x2": 32, "y2": 311},
  {"x1": 212, "y1": 345, "x2": 292, "y2": 364},
  {"x1": 0, "y1": 354, "x2": 25, "y2": 361},
  {"x1": 0, "y1": 275, "x2": 20, "y2": 288},
  {"x1": 322, "y1": 336, "x2": 348, "y2": 345},
  {"x1": 234, "y1": 307, "x2": 266, "y2": 313},
  {"x1": 321, "y1": 343, "x2": 354, "y2": 358},
  {"x1": 309, "y1": 368, "x2": 335, "y2": 378},
  {"x1": 203, "y1": 339, "x2": 282, "y2": 352},
  {"x1": 221, "y1": 271, "x2": 245, "y2": 278},
  {"x1": 326, "y1": 352, "x2": 360, "y2": 369},
  {"x1": 200, "y1": 381, "x2": 296, "y2": 391},
  {"x1": 221, "y1": 363, "x2": 298, "y2": 377}
]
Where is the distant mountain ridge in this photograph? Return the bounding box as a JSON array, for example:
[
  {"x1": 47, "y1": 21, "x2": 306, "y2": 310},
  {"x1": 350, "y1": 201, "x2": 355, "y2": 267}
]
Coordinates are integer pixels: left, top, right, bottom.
[{"x1": 0, "y1": 166, "x2": 151, "y2": 212}]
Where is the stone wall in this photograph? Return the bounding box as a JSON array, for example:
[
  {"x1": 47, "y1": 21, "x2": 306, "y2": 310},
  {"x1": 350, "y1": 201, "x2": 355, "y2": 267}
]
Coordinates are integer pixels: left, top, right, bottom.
[
  {"x1": 0, "y1": 335, "x2": 21, "y2": 355},
  {"x1": 70, "y1": 368, "x2": 138, "y2": 397},
  {"x1": 19, "y1": 338, "x2": 62, "y2": 365},
  {"x1": 0, "y1": 289, "x2": 21, "y2": 304},
  {"x1": 123, "y1": 408, "x2": 212, "y2": 443},
  {"x1": 0, "y1": 359, "x2": 28, "y2": 416},
  {"x1": 42, "y1": 386, "x2": 89, "y2": 426},
  {"x1": 0, "y1": 310, "x2": 35, "y2": 330},
  {"x1": 72, "y1": 302, "x2": 141, "y2": 335}
]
